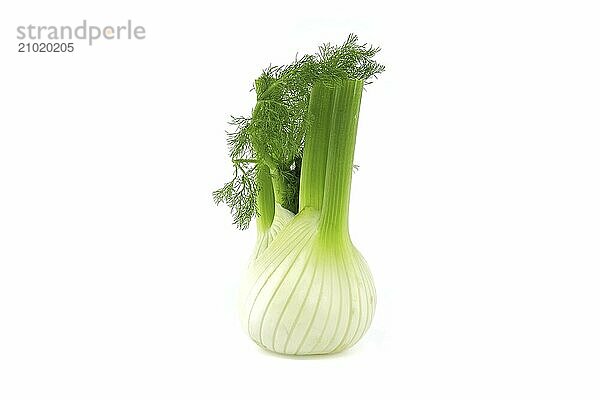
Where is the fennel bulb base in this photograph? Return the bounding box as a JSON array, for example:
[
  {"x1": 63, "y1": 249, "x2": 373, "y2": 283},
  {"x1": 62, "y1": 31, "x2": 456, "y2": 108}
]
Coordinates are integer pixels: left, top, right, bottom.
[{"x1": 240, "y1": 209, "x2": 376, "y2": 356}]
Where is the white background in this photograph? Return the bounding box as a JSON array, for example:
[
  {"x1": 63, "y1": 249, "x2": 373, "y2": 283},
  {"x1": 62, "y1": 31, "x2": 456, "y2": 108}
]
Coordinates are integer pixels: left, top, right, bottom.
[{"x1": 1, "y1": 0, "x2": 599, "y2": 399}]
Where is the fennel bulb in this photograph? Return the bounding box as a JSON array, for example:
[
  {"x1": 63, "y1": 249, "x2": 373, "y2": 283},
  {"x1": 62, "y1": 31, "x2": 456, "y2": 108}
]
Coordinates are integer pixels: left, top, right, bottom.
[{"x1": 241, "y1": 209, "x2": 376, "y2": 355}]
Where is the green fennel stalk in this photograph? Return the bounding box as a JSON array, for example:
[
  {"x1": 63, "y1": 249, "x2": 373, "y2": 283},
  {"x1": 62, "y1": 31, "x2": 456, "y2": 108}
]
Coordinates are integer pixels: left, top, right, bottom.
[
  {"x1": 213, "y1": 34, "x2": 383, "y2": 230},
  {"x1": 316, "y1": 80, "x2": 363, "y2": 244}
]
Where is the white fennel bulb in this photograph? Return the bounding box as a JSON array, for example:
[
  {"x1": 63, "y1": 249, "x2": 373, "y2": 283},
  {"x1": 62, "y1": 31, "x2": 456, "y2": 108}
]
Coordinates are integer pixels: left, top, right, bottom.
[{"x1": 240, "y1": 208, "x2": 375, "y2": 355}]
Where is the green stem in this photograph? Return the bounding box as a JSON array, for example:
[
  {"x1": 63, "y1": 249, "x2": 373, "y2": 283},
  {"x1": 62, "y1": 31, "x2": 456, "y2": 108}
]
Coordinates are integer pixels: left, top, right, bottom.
[
  {"x1": 299, "y1": 83, "x2": 335, "y2": 211},
  {"x1": 256, "y1": 165, "x2": 275, "y2": 232},
  {"x1": 269, "y1": 168, "x2": 286, "y2": 206},
  {"x1": 251, "y1": 81, "x2": 287, "y2": 207},
  {"x1": 318, "y1": 79, "x2": 364, "y2": 242}
]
